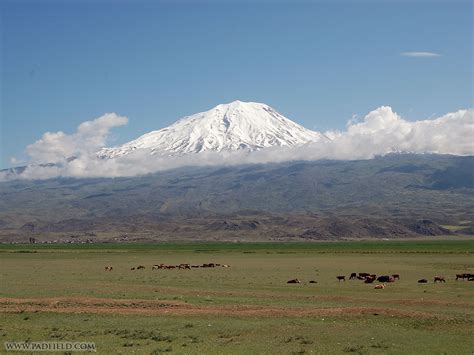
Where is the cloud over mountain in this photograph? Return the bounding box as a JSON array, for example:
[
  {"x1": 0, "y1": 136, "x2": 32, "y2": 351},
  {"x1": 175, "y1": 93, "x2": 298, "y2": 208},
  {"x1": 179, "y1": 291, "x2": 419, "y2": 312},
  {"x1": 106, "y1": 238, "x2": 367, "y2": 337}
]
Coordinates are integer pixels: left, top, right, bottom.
[
  {"x1": 25, "y1": 113, "x2": 128, "y2": 164},
  {"x1": 1, "y1": 103, "x2": 473, "y2": 181}
]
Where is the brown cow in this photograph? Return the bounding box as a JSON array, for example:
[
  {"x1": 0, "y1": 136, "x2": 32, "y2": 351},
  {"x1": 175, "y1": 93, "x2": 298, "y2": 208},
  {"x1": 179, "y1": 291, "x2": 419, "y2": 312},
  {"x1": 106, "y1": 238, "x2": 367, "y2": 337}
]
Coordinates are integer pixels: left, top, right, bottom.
[
  {"x1": 392, "y1": 274, "x2": 400, "y2": 280},
  {"x1": 434, "y1": 276, "x2": 446, "y2": 283},
  {"x1": 137, "y1": 265, "x2": 145, "y2": 270},
  {"x1": 336, "y1": 276, "x2": 345, "y2": 282},
  {"x1": 364, "y1": 276, "x2": 376, "y2": 283},
  {"x1": 456, "y1": 273, "x2": 474, "y2": 280},
  {"x1": 201, "y1": 263, "x2": 216, "y2": 268}
]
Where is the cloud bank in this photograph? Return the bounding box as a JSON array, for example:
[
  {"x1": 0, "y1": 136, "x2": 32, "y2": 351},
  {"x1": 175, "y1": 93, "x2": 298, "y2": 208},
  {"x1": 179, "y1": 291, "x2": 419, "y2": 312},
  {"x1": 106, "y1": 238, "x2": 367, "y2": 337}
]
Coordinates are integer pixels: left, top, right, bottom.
[{"x1": 1, "y1": 106, "x2": 473, "y2": 180}]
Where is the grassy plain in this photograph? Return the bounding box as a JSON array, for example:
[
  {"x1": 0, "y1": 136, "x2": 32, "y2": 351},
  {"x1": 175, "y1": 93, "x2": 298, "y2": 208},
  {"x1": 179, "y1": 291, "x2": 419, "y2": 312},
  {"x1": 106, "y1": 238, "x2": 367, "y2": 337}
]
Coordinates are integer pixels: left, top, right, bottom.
[{"x1": 0, "y1": 241, "x2": 473, "y2": 354}]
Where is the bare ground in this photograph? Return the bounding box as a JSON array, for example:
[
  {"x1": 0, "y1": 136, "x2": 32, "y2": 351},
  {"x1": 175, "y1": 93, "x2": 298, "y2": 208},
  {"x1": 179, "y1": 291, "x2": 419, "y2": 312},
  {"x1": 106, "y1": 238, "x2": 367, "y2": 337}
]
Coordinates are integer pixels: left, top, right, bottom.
[{"x1": 0, "y1": 296, "x2": 460, "y2": 319}]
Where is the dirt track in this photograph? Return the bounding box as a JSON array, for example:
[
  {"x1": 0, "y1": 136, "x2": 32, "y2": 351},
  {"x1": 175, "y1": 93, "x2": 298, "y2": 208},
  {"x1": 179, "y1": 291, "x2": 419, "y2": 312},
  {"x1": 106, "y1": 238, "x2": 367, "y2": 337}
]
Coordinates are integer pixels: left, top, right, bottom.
[{"x1": 0, "y1": 297, "x2": 455, "y2": 319}]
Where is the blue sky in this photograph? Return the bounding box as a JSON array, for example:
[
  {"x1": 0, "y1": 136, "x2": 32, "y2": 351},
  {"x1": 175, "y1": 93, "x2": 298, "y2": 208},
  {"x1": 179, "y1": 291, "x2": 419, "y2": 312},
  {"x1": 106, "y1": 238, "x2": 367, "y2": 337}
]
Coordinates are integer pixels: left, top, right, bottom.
[{"x1": 1, "y1": 0, "x2": 472, "y2": 168}]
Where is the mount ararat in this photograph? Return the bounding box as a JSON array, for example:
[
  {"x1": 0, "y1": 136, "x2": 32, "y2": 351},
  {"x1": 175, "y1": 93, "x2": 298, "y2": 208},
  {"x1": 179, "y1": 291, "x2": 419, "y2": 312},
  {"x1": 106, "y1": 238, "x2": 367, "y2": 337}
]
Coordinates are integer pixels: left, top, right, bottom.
[{"x1": 98, "y1": 100, "x2": 327, "y2": 159}]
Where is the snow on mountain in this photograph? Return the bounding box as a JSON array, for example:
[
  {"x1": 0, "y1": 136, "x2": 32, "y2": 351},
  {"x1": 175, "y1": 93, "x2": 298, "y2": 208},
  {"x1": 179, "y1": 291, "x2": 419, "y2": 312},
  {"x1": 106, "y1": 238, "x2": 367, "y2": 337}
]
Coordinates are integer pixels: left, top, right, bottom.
[{"x1": 98, "y1": 100, "x2": 327, "y2": 158}]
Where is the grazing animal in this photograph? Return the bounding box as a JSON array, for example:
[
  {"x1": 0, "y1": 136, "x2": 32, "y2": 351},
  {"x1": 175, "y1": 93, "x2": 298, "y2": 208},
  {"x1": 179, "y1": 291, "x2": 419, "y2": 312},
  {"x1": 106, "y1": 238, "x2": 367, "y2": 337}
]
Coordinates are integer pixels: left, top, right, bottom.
[
  {"x1": 336, "y1": 276, "x2": 345, "y2": 282},
  {"x1": 374, "y1": 284, "x2": 386, "y2": 289},
  {"x1": 222, "y1": 264, "x2": 230, "y2": 268},
  {"x1": 104, "y1": 266, "x2": 113, "y2": 272},
  {"x1": 309, "y1": 280, "x2": 317, "y2": 284},
  {"x1": 287, "y1": 279, "x2": 301, "y2": 284},
  {"x1": 359, "y1": 273, "x2": 370, "y2": 278},
  {"x1": 456, "y1": 273, "x2": 474, "y2": 280},
  {"x1": 130, "y1": 267, "x2": 135, "y2": 271},
  {"x1": 364, "y1": 276, "x2": 376, "y2": 283},
  {"x1": 202, "y1": 263, "x2": 216, "y2": 268},
  {"x1": 418, "y1": 279, "x2": 428, "y2": 283},
  {"x1": 349, "y1": 273, "x2": 357, "y2": 280},
  {"x1": 388, "y1": 276, "x2": 395, "y2": 283},
  {"x1": 137, "y1": 265, "x2": 145, "y2": 270},
  {"x1": 392, "y1": 274, "x2": 400, "y2": 280},
  {"x1": 434, "y1": 276, "x2": 446, "y2": 283},
  {"x1": 152, "y1": 265, "x2": 160, "y2": 270},
  {"x1": 179, "y1": 264, "x2": 191, "y2": 270},
  {"x1": 377, "y1": 275, "x2": 391, "y2": 283}
]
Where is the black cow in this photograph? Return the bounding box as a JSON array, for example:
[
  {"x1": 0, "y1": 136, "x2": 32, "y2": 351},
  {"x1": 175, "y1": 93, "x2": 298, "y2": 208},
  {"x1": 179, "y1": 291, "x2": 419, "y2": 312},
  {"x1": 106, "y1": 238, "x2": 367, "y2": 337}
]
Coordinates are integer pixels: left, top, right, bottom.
[{"x1": 287, "y1": 279, "x2": 301, "y2": 284}]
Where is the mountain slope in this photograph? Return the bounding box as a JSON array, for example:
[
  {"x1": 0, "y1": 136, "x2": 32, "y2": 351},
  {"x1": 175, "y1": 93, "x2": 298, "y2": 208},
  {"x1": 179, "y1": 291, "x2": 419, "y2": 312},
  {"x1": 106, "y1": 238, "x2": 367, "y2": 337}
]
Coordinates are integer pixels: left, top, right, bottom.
[
  {"x1": 98, "y1": 100, "x2": 326, "y2": 158},
  {"x1": 0, "y1": 154, "x2": 472, "y2": 242}
]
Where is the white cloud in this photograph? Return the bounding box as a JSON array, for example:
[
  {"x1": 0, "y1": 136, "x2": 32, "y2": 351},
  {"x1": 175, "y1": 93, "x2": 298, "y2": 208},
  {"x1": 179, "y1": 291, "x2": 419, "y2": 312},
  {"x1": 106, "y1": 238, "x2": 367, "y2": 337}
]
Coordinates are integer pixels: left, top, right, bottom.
[
  {"x1": 400, "y1": 51, "x2": 441, "y2": 58},
  {"x1": 9, "y1": 157, "x2": 23, "y2": 165},
  {"x1": 1, "y1": 106, "x2": 473, "y2": 181},
  {"x1": 24, "y1": 113, "x2": 128, "y2": 164}
]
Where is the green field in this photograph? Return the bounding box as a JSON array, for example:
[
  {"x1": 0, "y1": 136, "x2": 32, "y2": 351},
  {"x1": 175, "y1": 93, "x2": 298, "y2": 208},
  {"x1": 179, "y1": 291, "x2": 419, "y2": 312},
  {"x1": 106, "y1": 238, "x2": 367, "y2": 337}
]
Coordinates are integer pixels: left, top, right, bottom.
[{"x1": 0, "y1": 241, "x2": 473, "y2": 354}]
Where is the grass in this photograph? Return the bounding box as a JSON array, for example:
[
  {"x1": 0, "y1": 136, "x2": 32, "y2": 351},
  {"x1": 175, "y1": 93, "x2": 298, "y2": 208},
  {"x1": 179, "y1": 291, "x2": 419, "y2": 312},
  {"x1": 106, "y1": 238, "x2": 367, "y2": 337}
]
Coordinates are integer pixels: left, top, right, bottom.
[
  {"x1": 0, "y1": 241, "x2": 473, "y2": 354},
  {"x1": 1, "y1": 239, "x2": 473, "y2": 253}
]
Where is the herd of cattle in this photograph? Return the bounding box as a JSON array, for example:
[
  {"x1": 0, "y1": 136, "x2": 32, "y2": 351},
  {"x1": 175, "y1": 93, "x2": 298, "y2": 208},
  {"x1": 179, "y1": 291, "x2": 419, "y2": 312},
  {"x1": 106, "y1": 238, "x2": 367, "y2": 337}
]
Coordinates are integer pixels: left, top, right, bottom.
[
  {"x1": 104, "y1": 265, "x2": 472, "y2": 289},
  {"x1": 287, "y1": 272, "x2": 474, "y2": 289},
  {"x1": 104, "y1": 263, "x2": 230, "y2": 272}
]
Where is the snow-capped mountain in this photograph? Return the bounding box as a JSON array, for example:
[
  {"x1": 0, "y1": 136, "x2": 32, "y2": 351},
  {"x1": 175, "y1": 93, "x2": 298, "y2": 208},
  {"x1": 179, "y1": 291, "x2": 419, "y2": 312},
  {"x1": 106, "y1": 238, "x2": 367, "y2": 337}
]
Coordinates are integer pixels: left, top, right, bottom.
[{"x1": 98, "y1": 100, "x2": 327, "y2": 158}]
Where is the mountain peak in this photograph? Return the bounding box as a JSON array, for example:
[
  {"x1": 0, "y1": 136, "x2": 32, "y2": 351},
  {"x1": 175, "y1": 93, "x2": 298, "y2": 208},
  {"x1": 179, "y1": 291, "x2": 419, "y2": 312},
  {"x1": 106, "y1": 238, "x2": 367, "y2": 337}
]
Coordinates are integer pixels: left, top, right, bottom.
[{"x1": 98, "y1": 101, "x2": 327, "y2": 158}]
